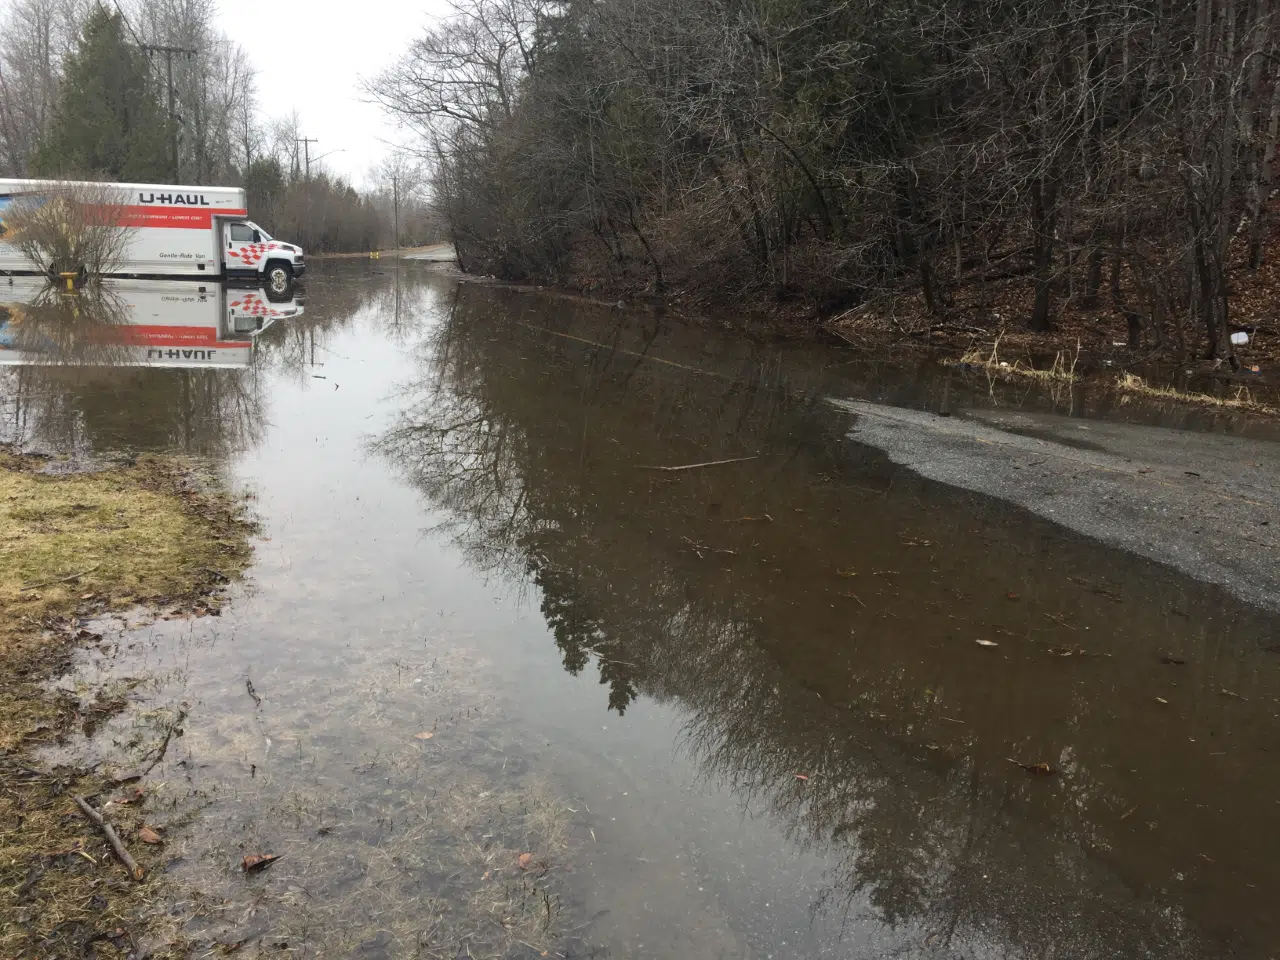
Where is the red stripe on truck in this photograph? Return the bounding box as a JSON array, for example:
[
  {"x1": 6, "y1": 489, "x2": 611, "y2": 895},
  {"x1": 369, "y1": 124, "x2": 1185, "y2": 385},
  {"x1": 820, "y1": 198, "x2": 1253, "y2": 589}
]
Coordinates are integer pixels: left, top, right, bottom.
[
  {"x1": 108, "y1": 325, "x2": 252, "y2": 348},
  {"x1": 115, "y1": 206, "x2": 249, "y2": 229}
]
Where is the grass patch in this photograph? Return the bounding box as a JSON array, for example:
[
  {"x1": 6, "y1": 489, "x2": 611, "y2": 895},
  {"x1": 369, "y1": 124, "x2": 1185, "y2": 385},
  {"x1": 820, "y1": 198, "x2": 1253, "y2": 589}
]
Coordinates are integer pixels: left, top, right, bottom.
[
  {"x1": 1116, "y1": 372, "x2": 1280, "y2": 415},
  {"x1": 956, "y1": 334, "x2": 1081, "y2": 384},
  {"x1": 0, "y1": 447, "x2": 255, "y2": 959}
]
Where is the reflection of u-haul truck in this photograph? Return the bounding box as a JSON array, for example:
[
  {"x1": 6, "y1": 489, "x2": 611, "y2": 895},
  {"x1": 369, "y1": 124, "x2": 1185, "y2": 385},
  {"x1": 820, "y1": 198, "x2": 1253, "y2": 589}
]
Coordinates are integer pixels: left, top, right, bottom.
[
  {"x1": 0, "y1": 179, "x2": 306, "y2": 294},
  {"x1": 0, "y1": 278, "x2": 304, "y2": 368}
]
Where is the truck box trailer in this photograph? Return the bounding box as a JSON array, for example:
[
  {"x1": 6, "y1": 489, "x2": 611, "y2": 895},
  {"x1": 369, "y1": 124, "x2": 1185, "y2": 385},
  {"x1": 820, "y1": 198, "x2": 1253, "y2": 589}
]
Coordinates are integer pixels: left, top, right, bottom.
[{"x1": 0, "y1": 179, "x2": 305, "y2": 293}]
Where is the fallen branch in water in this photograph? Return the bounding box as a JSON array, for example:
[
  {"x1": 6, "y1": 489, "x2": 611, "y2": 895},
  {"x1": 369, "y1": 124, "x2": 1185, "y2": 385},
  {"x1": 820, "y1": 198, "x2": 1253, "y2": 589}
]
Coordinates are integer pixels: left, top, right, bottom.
[
  {"x1": 21, "y1": 564, "x2": 102, "y2": 591},
  {"x1": 73, "y1": 795, "x2": 144, "y2": 880},
  {"x1": 639, "y1": 456, "x2": 757, "y2": 472},
  {"x1": 681, "y1": 537, "x2": 738, "y2": 558}
]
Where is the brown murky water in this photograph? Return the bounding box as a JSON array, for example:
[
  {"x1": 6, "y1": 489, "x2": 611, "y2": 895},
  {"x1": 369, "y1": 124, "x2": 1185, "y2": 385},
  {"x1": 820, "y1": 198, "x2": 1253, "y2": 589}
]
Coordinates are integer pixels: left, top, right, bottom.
[{"x1": 3, "y1": 265, "x2": 1279, "y2": 959}]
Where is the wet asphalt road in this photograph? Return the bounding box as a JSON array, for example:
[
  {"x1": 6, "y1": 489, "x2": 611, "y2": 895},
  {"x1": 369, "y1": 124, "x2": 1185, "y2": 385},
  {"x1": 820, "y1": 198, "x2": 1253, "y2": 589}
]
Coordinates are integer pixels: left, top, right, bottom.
[{"x1": 836, "y1": 400, "x2": 1280, "y2": 612}]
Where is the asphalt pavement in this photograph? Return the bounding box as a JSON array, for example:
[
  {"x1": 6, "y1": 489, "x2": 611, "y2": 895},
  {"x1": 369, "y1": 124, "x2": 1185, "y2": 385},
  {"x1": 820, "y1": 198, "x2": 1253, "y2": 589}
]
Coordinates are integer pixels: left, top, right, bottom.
[{"x1": 833, "y1": 400, "x2": 1280, "y2": 612}]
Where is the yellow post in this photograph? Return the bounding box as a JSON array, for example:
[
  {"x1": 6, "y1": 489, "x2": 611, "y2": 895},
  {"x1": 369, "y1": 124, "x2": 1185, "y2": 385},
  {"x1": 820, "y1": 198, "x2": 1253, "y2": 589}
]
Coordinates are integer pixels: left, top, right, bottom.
[{"x1": 59, "y1": 272, "x2": 78, "y2": 292}]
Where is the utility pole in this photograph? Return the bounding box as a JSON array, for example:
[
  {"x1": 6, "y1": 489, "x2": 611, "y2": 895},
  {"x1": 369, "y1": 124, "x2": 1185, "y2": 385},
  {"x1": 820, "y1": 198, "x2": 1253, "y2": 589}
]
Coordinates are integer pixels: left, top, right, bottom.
[
  {"x1": 392, "y1": 175, "x2": 400, "y2": 252},
  {"x1": 296, "y1": 137, "x2": 319, "y2": 180},
  {"x1": 140, "y1": 44, "x2": 198, "y2": 181}
]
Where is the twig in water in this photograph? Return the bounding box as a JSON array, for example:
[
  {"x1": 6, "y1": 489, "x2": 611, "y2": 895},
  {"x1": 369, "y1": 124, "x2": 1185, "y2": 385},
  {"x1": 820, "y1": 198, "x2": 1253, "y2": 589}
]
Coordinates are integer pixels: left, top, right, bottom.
[
  {"x1": 73, "y1": 795, "x2": 143, "y2": 880},
  {"x1": 21, "y1": 563, "x2": 102, "y2": 591},
  {"x1": 639, "y1": 456, "x2": 757, "y2": 472},
  {"x1": 681, "y1": 537, "x2": 738, "y2": 558},
  {"x1": 135, "y1": 709, "x2": 188, "y2": 777}
]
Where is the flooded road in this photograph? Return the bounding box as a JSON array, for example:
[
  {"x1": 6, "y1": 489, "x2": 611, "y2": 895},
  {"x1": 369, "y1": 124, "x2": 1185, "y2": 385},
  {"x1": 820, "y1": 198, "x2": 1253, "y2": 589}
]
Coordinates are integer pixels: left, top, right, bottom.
[{"x1": 4, "y1": 265, "x2": 1280, "y2": 959}]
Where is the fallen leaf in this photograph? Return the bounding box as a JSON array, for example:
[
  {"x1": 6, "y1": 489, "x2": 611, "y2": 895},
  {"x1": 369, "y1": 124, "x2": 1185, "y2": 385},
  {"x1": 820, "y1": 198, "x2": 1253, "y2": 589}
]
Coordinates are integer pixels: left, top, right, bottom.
[
  {"x1": 481, "y1": 871, "x2": 491, "y2": 880},
  {"x1": 1007, "y1": 758, "x2": 1055, "y2": 776},
  {"x1": 414, "y1": 731, "x2": 435, "y2": 740},
  {"x1": 114, "y1": 787, "x2": 144, "y2": 806},
  {"x1": 138, "y1": 825, "x2": 163, "y2": 845},
  {"x1": 1005, "y1": 592, "x2": 1019, "y2": 600},
  {"x1": 241, "y1": 854, "x2": 282, "y2": 873},
  {"x1": 794, "y1": 773, "x2": 810, "y2": 781},
  {"x1": 1156, "y1": 697, "x2": 1169, "y2": 705},
  {"x1": 835, "y1": 568, "x2": 858, "y2": 578},
  {"x1": 517, "y1": 853, "x2": 534, "y2": 870},
  {"x1": 80, "y1": 592, "x2": 96, "y2": 601},
  {"x1": 975, "y1": 639, "x2": 999, "y2": 647}
]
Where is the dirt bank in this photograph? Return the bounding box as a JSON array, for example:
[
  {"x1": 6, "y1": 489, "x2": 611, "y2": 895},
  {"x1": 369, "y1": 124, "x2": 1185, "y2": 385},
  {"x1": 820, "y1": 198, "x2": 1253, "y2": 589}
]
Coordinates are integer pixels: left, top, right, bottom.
[{"x1": 0, "y1": 448, "x2": 255, "y2": 959}]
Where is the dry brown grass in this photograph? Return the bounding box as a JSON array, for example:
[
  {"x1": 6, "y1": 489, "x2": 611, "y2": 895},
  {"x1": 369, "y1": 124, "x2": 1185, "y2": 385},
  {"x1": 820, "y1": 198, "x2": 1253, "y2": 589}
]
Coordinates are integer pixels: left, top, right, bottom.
[
  {"x1": 1115, "y1": 372, "x2": 1280, "y2": 415},
  {"x1": 956, "y1": 334, "x2": 1081, "y2": 384},
  {"x1": 0, "y1": 447, "x2": 256, "y2": 959}
]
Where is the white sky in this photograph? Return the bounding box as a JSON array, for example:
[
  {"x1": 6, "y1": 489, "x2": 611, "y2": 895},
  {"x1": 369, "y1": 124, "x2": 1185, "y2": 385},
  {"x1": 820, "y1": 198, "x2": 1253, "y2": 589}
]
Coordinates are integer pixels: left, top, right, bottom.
[{"x1": 213, "y1": 0, "x2": 445, "y2": 187}]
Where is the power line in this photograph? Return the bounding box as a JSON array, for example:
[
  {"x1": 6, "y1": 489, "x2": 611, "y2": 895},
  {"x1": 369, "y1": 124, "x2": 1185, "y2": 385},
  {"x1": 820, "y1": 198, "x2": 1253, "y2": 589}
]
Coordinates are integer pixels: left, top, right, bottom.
[
  {"x1": 104, "y1": 3, "x2": 197, "y2": 181},
  {"x1": 107, "y1": 1, "x2": 147, "y2": 48},
  {"x1": 141, "y1": 43, "x2": 198, "y2": 180}
]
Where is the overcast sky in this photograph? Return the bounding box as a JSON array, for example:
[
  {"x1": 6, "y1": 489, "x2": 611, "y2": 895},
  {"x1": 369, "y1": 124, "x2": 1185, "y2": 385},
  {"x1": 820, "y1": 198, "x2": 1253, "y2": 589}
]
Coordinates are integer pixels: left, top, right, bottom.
[{"x1": 214, "y1": 0, "x2": 444, "y2": 187}]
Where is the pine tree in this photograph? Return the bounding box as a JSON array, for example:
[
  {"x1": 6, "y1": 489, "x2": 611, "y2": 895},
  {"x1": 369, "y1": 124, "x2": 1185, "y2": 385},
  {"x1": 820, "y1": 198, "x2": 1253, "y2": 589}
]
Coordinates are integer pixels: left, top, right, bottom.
[{"x1": 32, "y1": 8, "x2": 171, "y2": 181}]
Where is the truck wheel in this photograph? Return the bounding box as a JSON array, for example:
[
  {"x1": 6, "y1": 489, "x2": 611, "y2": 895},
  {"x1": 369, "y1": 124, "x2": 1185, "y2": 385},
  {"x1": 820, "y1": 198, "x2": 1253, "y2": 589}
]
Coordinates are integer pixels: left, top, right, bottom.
[{"x1": 265, "y1": 261, "x2": 293, "y2": 296}]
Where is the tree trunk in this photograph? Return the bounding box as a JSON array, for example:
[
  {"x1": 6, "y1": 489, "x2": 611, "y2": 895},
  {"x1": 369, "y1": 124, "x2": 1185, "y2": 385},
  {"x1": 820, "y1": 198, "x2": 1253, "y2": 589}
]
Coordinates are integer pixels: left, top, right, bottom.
[{"x1": 1029, "y1": 179, "x2": 1058, "y2": 332}]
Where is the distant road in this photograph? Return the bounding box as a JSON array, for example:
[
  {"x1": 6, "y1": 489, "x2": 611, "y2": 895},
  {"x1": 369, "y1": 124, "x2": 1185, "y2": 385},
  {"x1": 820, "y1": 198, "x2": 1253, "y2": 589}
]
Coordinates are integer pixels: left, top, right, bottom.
[{"x1": 401, "y1": 243, "x2": 456, "y2": 262}]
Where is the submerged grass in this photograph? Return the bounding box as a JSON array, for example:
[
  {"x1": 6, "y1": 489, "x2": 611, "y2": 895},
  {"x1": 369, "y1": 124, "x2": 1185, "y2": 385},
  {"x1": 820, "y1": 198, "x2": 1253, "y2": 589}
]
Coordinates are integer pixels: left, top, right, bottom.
[
  {"x1": 1116, "y1": 372, "x2": 1280, "y2": 415},
  {"x1": 0, "y1": 446, "x2": 255, "y2": 959},
  {"x1": 956, "y1": 334, "x2": 1081, "y2": 384}
]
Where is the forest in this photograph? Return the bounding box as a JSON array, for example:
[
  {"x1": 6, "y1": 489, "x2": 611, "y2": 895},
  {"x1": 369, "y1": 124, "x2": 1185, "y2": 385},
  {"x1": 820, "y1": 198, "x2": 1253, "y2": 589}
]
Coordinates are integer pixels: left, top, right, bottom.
[
  {"x1": 0, "y1": 0, "x2": 431, "y2": 252},
  {"x1": 376, "y1": 0, "x2": 1280, "y2": 363}
]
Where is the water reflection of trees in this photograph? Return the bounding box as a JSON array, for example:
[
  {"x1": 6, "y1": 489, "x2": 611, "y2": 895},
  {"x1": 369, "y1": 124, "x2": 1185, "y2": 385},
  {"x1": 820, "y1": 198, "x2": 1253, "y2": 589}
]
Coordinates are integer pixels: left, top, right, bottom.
[
  {"x1": 254, "y1": 264, "x2": 446, "y2": 380},
  {"x1": 0, "y1": 286, "x2": 263, "y2": 455},
  {"x1": 377, "y1": 285, "x2": 1280, "y2": 958},
  {"x1": 1, "y1": 363, "x2": 265, "y2": 456},
  {"x1": 0, "y1": 266, "x2": 448, "y2": 455}
]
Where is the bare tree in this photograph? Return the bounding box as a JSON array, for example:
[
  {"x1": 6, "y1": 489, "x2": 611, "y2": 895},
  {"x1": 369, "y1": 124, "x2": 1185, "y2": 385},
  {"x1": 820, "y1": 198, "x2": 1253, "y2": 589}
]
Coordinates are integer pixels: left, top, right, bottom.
[
  {"x1": 2, "y1": 180, "x2": 137, "y2": 279},
  {"x1": 0, "y1": 0, "x2": 89, "y2": 175}
]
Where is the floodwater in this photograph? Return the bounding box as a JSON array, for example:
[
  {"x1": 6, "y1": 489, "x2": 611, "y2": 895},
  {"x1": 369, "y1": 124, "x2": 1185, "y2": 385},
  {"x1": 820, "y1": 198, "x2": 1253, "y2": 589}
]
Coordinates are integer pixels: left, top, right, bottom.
[{"x1": 3, "y1": 264, "x2": 1280, "y2": 959}]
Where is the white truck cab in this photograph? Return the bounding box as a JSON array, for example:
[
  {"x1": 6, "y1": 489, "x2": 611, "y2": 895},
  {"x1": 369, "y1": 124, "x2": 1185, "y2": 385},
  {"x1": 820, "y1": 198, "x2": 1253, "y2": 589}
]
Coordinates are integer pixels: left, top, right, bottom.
[{"x1": 222, "y1": 219, "x2": 306, "y2": 294}]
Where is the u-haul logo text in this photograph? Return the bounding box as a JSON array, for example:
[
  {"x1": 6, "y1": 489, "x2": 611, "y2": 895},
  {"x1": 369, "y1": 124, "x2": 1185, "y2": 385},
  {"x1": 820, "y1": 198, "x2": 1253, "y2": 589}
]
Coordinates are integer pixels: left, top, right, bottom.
[{"x1": 138, "y1": 192, "x2": 212, "y2": 206}]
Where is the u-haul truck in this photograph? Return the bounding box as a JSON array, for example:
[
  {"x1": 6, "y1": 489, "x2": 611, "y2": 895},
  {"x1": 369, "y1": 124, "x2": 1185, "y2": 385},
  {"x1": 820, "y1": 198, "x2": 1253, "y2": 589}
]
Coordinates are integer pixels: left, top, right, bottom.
[
  {"x1": 0, "y1": 276, "x2": 304, "y2": 368},
  {"x1": 0, "y1": 179, "x2": 306, "y2": 294}
]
